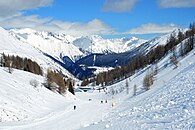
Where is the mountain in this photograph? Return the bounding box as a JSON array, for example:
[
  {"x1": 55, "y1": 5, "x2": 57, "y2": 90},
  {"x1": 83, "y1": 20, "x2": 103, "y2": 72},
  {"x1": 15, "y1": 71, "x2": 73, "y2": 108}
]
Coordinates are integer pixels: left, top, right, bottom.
[
  {"x1": 0, "y1": 27, "x2": 73, "y2": 78},
  {"x1": 72, "y1": 35, "x2": 146, "y2": 54},
  {"x1": 9, "y1": 28, "x2": 147, "y2": 58},
  {"x1": 9, "y1": 28, "x2": 83, "y2": 62},
  {"x1": 8, "y1": 28, "x2": 147, "y2": 79},
  {"x1": 75, "y1": 32, "x2": 175, "y2": 68},
  {"x1": 8, "y1": 28, "x2": 184, "y2": 79}
]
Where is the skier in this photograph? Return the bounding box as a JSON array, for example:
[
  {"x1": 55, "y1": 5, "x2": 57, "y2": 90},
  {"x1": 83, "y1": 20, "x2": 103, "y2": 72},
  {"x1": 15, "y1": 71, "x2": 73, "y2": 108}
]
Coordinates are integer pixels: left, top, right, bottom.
[{"x1": 74, "y1": 105, "x2": 76, "y2": 110}]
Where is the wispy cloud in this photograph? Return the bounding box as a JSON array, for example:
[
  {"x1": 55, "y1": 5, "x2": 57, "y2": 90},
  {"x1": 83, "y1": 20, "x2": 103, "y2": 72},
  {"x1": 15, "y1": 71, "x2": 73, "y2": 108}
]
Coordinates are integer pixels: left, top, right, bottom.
[
  {"x1": 158, "y1": 0, "x2": 195, "y2": 8},
  {"x1": 0, "y1": 14, "x2": 179, "y2": 36},
  {"x1": 0, "y1": 0, "x2": 116, "y2": 36},
  {"x1": 125, "y1": 23, "x2": 179, "y2": 34},
  {"x1": 0, "y1": 0, "x2": 53, "y2": 17},
  {"x1": 102, "y1": 0, "x2": 138, "y2": 12},
  {"x1": 0, "y1": 14, "x2": 115, "y2": 36}
]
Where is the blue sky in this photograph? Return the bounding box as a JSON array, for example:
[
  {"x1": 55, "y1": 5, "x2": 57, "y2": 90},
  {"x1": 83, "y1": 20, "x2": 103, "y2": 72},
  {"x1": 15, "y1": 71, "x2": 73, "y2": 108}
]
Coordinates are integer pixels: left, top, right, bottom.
[{"x1": 0, "y1": 0, "x2": 194, "y2": 39}]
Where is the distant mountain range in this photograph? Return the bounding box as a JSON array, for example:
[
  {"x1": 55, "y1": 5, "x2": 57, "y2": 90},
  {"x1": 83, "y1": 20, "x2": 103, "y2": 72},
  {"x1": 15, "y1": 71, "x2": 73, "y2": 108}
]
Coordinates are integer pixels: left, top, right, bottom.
[{"x1": 9, "y1": 28, "x2": 146, "y2": 60}]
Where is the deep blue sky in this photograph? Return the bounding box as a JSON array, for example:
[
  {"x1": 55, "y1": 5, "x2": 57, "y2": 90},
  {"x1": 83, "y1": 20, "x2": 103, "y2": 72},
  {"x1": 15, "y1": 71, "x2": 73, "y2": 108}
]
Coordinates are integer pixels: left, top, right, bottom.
[{"x1": 0, "y1": 0, "x2": 195, "y2": 39}]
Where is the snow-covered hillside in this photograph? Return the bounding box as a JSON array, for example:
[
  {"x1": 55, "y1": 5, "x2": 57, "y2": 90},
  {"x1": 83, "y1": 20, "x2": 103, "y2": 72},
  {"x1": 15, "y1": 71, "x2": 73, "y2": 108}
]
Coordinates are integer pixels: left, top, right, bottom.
[
  {"x1": 0, "y1": 68, "x2": 66, "y2": 122},
  {"x1": 0, "y1": 67, "x2": 111, "y2": 130},
  {"x1": 81, "y1": 45, "x2": 195, "y2": 130}
]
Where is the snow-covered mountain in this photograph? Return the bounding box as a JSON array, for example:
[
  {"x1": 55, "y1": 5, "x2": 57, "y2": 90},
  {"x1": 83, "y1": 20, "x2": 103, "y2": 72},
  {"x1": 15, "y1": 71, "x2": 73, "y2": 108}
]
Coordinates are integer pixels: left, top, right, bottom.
[
  {"x1": 0, "y1": 27, "x2": 74, "y2": 78},
  {"x1": 75, "y1": 30, "x2": 182, "y2": 69},
  {"x1": 9, "y1": 28, "x2": 83, "y2": 61},
  {"x1": 9, "y1": 28, "x2": 147, "y2": 59},
  {"x1": 73, "y1": 35, "x2": 146, "y2": 54},
  {"x1": 8, "y1": 27, "x2": 186, "y2": 79}
]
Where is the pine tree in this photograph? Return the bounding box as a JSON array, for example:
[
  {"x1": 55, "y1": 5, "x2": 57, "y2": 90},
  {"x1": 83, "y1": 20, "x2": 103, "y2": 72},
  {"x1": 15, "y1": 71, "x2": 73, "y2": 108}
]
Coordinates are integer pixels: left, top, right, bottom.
[
  {"x1": 170, "y1": 54, "x2": 178, "y2": 68},
  {"x1": 143, "y1": 73, "x2": 153, "y2": 91},
  {"x1": 154, "y1": 64, "x2": 158, "y2": 76},
  {"x1": 68, "y1": 78, "x2": 75, "y2": 95},
  {"x1": 0, "y1": 53, "x2": 3, "y2": 67},
  {"x1": 7, "y1": 60, "x2": 13, "y2": 73}
]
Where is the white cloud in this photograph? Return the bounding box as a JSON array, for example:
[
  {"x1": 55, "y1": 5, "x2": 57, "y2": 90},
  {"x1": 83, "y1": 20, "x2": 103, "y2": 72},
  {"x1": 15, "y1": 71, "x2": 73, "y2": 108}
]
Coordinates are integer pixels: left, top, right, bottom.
[
  {"x1": 0, "y1": 0, "x2": 53, "y2": 17},
  {"x1": 0, "y1": 14, "x2": 115, "y2": 36},
  {"x1": 102, "y1": 0, "x2": 138, "y2": 12},
  {"x1": 158, "y1": 0, "x2": 195, "y2": 8},
  {"x1": 126, "y1": 23, "x2": 179, "y2": 34},
  {"x1": 0, "y1": 14, "x2": 179, "y2": 36}
]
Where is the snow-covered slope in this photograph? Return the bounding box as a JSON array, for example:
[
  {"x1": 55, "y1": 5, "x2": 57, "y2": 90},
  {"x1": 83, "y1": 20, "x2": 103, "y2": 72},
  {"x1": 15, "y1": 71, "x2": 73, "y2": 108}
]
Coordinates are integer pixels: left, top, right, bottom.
[
  {"x1": 0, "y1": 27, "x2": 73, "y2": 77},
  {"x1": 0, "y1": 32, "x2": 194, "y2": 130},
  {"x1": 144, "y1": 28, "x2": 188, "y2": 52},
  {"x1": 0, "y1": 68, "x2": 68, "y2": 122},
  {"x1": 0, "y1": 67, "x2": 111, "y2": 130},
  {"x1": 81, "y1": 44, "x2": 195, "y2": 130}
]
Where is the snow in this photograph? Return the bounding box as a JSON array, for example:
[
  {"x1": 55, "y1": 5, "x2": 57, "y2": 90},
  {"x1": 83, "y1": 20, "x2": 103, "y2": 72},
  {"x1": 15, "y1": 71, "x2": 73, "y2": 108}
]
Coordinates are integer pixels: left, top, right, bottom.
[
  {"x1": 0, "y1": 68, "x2": 65, "y2": 122},
  {"x1": 88, "y1": 66, "x2": 113, "y2": 75}
]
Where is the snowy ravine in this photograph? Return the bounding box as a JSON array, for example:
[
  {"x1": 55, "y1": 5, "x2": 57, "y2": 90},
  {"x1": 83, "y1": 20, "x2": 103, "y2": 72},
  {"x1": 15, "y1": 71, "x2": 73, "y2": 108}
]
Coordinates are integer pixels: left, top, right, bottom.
[{"x1": 81, "y1": 56, "x2": 195, "y2": 130}]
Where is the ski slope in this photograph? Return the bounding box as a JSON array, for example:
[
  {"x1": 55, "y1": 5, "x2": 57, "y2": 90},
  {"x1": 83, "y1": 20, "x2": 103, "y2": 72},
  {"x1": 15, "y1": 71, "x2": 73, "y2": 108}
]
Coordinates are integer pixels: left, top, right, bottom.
[{"x1": 0, "y1": 48, "x2": 195, "y2": 130}]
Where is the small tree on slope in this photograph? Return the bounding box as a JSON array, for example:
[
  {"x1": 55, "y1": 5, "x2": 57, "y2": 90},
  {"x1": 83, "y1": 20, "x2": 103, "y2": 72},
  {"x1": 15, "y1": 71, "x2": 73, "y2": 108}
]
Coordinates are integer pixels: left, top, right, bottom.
[{"x1": 143, "y1": 73, "x2": 153, "y2": 91}]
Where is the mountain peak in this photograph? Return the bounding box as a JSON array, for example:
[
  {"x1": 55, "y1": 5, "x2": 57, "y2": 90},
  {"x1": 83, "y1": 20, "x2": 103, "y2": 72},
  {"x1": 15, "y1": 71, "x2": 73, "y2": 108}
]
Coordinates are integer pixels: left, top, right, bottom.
[{"x1": 130, "y1": 36, "x2": 138, "y2": 41}]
